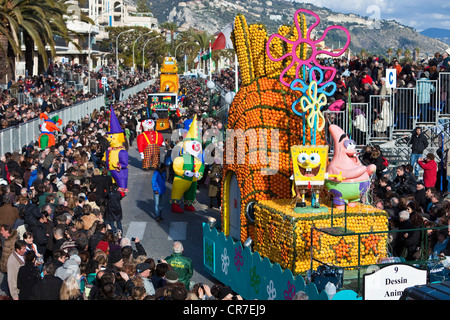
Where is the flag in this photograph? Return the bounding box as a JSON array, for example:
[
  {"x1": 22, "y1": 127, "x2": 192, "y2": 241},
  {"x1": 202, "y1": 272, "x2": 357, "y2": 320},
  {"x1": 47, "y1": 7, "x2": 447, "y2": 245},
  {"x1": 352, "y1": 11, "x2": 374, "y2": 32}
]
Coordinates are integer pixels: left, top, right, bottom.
[
  {"x1": 176, "y1": 108, "x2": 181, "y2": 117},
  {"x1": 212, "y1": 22, "x2": 234, "y2": 50},
  {"x1": 201, "y1": 50, "x2": 211, "y2": 60}
]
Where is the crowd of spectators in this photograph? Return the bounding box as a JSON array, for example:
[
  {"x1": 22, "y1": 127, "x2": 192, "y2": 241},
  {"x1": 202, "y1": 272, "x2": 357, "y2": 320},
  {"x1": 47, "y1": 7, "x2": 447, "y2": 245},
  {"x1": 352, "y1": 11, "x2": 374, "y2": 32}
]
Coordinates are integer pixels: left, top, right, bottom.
[
  {"x1": 0, "y1": 62, "x2": 152, "y2": 129},
  {"x1": 0, "y1": 64, "x2": 240, "y2": 300}
]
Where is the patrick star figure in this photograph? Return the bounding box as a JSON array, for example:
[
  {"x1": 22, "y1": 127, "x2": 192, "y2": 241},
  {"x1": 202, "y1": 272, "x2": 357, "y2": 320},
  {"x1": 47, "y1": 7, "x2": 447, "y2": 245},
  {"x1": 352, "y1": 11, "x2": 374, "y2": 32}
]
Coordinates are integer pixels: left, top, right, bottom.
[{"x1": 325, "y1": 125, "x2": 376, "y2": 209}]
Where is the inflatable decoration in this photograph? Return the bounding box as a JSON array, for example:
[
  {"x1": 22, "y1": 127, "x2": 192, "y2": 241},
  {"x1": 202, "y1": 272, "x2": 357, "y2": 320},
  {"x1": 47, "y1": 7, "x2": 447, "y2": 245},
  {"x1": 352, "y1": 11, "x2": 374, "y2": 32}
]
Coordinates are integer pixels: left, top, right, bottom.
[
  {"x1": 325, "y1": 124, "x2": 376, "y2": 209},
  {"x1": 103, "y1": 106, "x2": 129, "y2": 193},
  {"x1": 38, "y1": 113, "x2": 62, "y2": 150},
  {"x1": 170, "y1": 115, "x2": 205, "y2": 213},
  {"x1": 137, "y1": 119, "x2": 165, "y2": 170}
]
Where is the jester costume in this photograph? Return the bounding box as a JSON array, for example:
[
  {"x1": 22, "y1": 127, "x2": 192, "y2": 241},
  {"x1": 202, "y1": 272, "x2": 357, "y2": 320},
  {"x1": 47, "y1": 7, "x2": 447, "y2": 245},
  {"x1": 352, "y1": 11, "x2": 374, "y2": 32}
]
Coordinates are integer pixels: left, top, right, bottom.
[
  {"x1": 103, "y1": 106, "x2": 129, "y2": 193},
  {"x1": 137, "y1": 119, "x2": 164, "y2": 170},
  {"x1": 170, "y1": 115, "x2": 205, "y2": 213},
  {"x1": 38, "y1": 113, "x2": 62, "y2": 150}
]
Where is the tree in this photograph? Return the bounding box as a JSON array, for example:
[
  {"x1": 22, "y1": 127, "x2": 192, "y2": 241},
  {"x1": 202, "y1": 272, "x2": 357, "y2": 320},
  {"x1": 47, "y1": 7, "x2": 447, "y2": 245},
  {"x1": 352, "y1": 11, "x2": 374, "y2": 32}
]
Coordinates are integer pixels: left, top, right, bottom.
[
  {"x1": 0, "y1": 0, "x2": 88, "y2": 81},
  {"x1": 387, "y1": 48, "x2": 393, "y2": 63},
  {"x1": 160, "y1": 21, "x2": 178, "y2": 48},
  {"x1": 414, "y1": 47, "x2": 420, "y2": 62},
  {"x1": 136, "y1": 0, "x2": 151, "y2": 13},
  {"x1": 403, "y1": 49, "x2": 411, "y2": 61},
  {"x1": 396, "y1": 48, "x2": 402, "y2": 60}
]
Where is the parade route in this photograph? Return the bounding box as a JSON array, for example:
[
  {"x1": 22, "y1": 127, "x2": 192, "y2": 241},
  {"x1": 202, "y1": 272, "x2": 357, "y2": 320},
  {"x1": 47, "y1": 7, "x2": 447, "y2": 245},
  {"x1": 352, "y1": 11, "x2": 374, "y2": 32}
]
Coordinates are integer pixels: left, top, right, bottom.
[{"x1": 120, "y1": 138, "x2": 221, "y2": 288}]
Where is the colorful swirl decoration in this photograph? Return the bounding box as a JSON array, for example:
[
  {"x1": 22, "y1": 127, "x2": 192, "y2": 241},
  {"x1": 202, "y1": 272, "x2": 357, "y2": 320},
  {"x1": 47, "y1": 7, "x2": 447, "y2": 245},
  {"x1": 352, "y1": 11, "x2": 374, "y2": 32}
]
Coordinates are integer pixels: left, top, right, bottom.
[{"x1": 265, "y1": 8, "x2": 351, "y2": 88}]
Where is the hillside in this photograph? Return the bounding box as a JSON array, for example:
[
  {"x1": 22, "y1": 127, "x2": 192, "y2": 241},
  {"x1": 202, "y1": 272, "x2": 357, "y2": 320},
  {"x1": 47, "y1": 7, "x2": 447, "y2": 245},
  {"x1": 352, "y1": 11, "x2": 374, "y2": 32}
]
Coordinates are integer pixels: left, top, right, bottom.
[
  {"x1": 147, "y1": 0, "x2": 449, "y2": 57},
  {"x1": 420, "y1": 28, "x2": 450, "y2": 46}
]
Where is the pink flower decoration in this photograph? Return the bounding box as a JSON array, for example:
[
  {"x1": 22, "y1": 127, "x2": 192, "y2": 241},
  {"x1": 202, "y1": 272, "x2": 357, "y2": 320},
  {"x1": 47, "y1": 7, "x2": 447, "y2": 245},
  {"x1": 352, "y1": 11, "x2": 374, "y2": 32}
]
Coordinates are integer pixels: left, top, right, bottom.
[{"x1": 266, "y1": 8, "x2": 351, "y2": 88}]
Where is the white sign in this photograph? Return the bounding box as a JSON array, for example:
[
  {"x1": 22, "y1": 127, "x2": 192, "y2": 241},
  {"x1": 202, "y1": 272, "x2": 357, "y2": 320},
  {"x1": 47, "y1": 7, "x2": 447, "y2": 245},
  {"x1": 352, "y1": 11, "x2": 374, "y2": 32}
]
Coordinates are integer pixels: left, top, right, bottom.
[
  {"x1": 363, "y1": 264, "x2": 427, "y2": 300},
  {"x1": 386, "y1": 69, "x2": 397, "y2": 89},
  {"x1": 101, "y1": 76, "x2": 107, "y2": 85}
]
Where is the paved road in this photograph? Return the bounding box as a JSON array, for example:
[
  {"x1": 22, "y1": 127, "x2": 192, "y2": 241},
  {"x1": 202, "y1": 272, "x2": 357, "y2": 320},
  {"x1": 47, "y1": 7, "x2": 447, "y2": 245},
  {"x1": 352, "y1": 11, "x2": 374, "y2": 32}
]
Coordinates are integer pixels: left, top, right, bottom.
[{"x1": 121, "y1": 137, "x2": 222, "y2": 288}]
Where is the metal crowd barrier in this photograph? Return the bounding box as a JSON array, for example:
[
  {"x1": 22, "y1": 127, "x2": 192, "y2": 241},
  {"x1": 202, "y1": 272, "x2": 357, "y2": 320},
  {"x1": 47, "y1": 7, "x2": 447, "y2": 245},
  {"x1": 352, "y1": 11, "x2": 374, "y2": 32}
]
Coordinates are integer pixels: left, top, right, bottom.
[{"x1": 0, "y1": 95, "x2": 105, "y2": 156}]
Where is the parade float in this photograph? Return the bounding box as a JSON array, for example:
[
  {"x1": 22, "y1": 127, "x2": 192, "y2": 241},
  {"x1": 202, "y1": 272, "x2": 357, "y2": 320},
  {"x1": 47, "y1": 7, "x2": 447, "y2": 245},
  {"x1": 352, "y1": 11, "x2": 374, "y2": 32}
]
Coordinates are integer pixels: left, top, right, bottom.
[
  {"x1": 202, "y1": 8, "x2": 389, "y2": 300},
  {"x1": 146, "y1": 55, "x2": 180, "y2": 132}
]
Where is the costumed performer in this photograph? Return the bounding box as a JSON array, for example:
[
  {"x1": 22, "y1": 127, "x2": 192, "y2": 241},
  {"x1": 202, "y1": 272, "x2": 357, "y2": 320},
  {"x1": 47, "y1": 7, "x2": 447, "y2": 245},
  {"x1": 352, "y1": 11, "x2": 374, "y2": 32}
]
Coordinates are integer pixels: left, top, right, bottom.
[
  {"x1": 170, "y1": 115, "x2": 204, "y2": 213},
  {"x1": 103, "y1": 106, "x2": 129, "y2": 193},
  {"x1": 38, "y1": 113, "x2": 62, "y2": 150},
  {"x1": 137, "y1": 119, "x2": 165, "y2": 171}
]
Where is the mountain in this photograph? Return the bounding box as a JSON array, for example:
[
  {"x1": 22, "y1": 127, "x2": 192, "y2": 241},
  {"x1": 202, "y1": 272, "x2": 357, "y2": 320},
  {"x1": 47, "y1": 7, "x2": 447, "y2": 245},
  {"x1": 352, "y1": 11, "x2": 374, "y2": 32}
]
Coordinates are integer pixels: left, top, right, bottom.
[
  {"x1": 420, "y1": 28, "x2": 450, "y2": 47},
  {"x1": 148, "y1": 0, "x2": 449, "y2": 57}
]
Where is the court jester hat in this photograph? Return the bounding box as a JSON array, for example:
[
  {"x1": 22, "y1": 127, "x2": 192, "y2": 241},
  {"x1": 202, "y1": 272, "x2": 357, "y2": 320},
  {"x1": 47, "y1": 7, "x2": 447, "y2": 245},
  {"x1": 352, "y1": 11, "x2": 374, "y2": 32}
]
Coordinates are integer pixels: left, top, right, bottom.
[{"x1": 107, "y1": 105, "x2": 124, "y2": 134}]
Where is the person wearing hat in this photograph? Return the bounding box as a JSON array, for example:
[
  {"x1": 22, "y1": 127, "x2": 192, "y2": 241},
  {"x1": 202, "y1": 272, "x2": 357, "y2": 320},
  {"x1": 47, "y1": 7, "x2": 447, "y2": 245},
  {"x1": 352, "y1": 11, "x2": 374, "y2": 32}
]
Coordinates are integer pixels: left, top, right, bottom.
[
  {"x1": 164, "y1": 241, "x2": 193, "y2": 290},
  {"x1": 170, "y1": 115, "x2": 205, "y2": 213},
  {"x1": 136, "y1": 262, "x2": 155, "y2": 296},
  {"x1": 154, "y1": 269, "x2": 186, "y2": 300},
  {"x1": 136, "y1": 118, "x2": 165, "y2": 171},
  {"x1": 103, "y1": 106, "x2": 129, "y2": 193}
]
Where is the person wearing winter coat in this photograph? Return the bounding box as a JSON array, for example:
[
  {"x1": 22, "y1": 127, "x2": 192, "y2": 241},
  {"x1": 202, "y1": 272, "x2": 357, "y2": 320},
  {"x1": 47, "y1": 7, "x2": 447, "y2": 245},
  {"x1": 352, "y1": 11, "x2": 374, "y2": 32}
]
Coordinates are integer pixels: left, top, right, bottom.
[
  {"x1": 0, "y1": 195, "x2": 20, "y2": 227},
  {"x1": 393, "y1": 165, "x2": 417, "y2": 196},
  {"x1": 55, "y1": 253, "x2": 81, "y2": 281},
  {"x1": 409, "y1": 127, "x2": 429, "y2": 177},
  {"x1": 151, "y1": 163, "x2": 167, "y2": 222},
  {"x1": 30, "y1": 261, "x2": 63, "y2": 300},
  {"x1": 418, "y1": 153, "x2": 438, "y2": 188},
  {"x1": 207, "y1": 162, "x2": 222, "y2": 209},
  {"x1": 0, "y1": 225, "x2": 19, "y2": 296},
  {"x1": 17, "y1": 250, "x2": 41, "y2": 300},
  {"x1": 104, "y1": 188, "x2": 124, "y2": 234}
]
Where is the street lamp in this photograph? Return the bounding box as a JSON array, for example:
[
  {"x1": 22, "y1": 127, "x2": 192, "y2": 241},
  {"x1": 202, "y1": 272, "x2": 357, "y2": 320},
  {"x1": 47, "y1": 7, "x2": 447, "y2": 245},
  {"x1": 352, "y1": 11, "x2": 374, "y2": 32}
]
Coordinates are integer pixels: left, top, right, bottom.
[
  {"x1": 88, "y1": 4, "x2": 122, "y2": 92},
  {"x1": 116, "y1": 28, "x2": 135, "y2": 79},
  {"x1": 132, "y1": 31, "x2": 152, "y2": 73},
  {"x1": 174, "y1": 41, "x2": 187, "y2": 61},
  {"x1": 142, "y1": 35, "x2": 161, "y2": 73}
]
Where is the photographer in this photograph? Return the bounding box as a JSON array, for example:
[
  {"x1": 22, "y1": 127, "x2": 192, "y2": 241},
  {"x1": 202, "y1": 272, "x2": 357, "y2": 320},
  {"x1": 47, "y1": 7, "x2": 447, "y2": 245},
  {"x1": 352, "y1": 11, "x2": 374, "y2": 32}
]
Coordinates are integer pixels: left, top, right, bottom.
[{"x1": 418, "y1": 153, "x2": 438, "y2": 188}]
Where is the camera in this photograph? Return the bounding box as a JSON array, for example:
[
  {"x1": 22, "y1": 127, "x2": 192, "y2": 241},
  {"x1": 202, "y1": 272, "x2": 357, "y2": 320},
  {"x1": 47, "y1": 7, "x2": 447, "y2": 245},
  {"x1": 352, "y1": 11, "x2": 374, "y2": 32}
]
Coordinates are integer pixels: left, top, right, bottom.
[{"x1": 131, "y1": 237, "x2": 136, "y2": 242}]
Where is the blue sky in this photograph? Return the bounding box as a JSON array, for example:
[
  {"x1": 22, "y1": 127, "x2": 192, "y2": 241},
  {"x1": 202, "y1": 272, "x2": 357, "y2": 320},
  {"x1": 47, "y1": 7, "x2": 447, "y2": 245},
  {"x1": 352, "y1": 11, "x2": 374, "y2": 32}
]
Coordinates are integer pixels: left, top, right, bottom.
[{"x1": 294, "y1": 0, "x2": 450, "y2": 31}]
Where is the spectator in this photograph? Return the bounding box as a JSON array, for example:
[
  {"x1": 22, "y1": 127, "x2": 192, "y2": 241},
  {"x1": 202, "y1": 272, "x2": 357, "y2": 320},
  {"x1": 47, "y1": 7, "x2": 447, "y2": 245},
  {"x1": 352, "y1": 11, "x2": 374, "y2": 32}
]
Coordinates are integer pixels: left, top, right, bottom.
[
  {"x1": 6, "y1": 239, "x2": 27, "y2": 300},
  {"x1": 17, "y1": 250, "x2": 40, "y2": 300},
  {"x1": 164, "y1": 241, "x2": 193, "y2": 290},
  {"x1": 393, "y1": 165, "x2": 417, "y2": 196},
  {"x1": 409, "y1": 127, "x2": 428, "y2": 178},
  {"x1": 30, "y1": 262, "x2": 63, "y2": 300},
  {"x1": 104, "y1": 187, "x2": 124, "y2": 234},
  {"x1": 0, "y1": 195, "x2": 20, "y2": 227},
  {"x1": 418, "y1": 153, "x2": 438, "y2": 188},
  {"x1": 135, "y1": 262, "x2": 155, "y2": 297},
  {"x1": 0, "y1": 224, "x2": 19, "y2": 296},
  {"x1": 59, "y1": 275, "x2": 84, "y2": 300}
]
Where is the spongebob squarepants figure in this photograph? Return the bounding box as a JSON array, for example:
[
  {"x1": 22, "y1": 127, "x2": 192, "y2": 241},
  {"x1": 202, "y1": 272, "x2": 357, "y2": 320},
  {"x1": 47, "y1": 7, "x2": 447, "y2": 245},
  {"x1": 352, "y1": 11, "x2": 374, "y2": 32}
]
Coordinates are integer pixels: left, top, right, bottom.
[{"x1": 291, "y1": 145, "x2": 343, "y2": 210}]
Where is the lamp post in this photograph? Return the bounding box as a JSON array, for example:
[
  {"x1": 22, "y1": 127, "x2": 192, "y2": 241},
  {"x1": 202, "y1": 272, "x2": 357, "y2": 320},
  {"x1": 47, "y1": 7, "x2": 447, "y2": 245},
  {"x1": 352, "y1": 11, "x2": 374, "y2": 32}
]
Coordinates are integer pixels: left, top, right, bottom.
[
  {"x1": 174, "y1": 41, "x2": 187, "y2": 61},
  {"x1": 142, "y1": 35, "x2": 160, "y2": 74},
  {"x1": 88, "y1": 4, "x2": 121, "y2": 93},
  {"x1": 116, "y1": 28, "x2": 135, "y2": 79},
  {"x1": 132, "y1": 31, "x2": 152, "y2": 73}
]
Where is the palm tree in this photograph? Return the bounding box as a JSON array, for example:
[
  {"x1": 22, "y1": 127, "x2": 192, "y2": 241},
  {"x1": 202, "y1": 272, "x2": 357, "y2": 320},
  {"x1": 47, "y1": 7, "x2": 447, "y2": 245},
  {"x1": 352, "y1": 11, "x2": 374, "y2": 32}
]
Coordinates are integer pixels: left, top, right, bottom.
[
  {"x1": 414, "y1": 47, "x2": 420, "y2": 62},
  {"x1": 403, "y1": 49, "x2": 411, "y2": 61},
  {"x1": 160, "y1": 21, "x2": 179, "y2": 48},
  {"x1": 387, "y1": 48, "x2": 393, "y2": 63},
  {"x1": 396, "y1": 48, "x2": 402, "y2": 60},
  {"x1": 0, "y1": 0, "x2": 85, "y2": 81}
]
